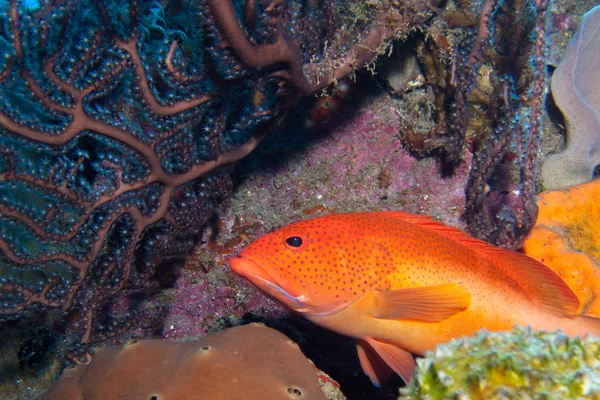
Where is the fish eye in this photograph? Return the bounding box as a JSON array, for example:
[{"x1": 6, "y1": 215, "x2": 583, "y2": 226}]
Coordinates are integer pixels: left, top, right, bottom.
[
  {"x1": 285, "y1": 236, "x2": 303, "y2": 247},
  {"x1": 282, "y1": 231, "x2": 309, "y2": 252}
]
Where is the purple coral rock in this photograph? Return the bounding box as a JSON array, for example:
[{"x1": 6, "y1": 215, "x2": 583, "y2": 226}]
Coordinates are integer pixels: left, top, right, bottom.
[{"x1": 162, "y1": 272, "x2": 284, "y2": 340}]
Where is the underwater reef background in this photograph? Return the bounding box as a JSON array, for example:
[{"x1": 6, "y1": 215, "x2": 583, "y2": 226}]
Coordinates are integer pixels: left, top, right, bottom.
[{"x1": 1, "y1": 0, "x2": 600, "y2": 398}]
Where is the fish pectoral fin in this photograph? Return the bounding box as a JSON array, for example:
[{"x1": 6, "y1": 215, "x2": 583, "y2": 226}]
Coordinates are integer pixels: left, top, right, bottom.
[
  {"x1": 356, "y1": 339, "x2": 394, "y2": 387},
  {"x1": 362, "y1": 337, "x2": 415, "y2": 385},
  {"x1": 372, "y1": 283, "x2": 471, "y2": 322}
]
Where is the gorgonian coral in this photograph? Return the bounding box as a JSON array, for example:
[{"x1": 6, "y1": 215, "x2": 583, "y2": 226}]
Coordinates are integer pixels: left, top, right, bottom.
[{"x1": 0, "y1": 0, "x2": 433, "y2": 349}]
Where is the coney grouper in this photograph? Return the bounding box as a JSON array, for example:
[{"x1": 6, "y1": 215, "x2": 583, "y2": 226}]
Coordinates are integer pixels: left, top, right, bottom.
[{"x1": 228, "y1": 211, "x2": 600, "y2": 385}]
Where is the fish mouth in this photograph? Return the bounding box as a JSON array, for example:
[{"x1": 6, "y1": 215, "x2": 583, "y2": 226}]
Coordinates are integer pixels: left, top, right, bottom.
[{"x1": 228, "y1": 255, "x2": 308, "y2": 312}]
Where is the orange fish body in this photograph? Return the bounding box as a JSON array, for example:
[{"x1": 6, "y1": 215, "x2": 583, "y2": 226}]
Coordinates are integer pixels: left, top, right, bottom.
[{"x1": 228, "y1": 211, "x2": 600, "y2": 385}]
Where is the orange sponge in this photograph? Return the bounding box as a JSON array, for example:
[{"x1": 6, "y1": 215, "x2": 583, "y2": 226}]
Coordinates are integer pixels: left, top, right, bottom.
[{"x1": 523, "y1": 179, "x2": 600, "y2": 317}]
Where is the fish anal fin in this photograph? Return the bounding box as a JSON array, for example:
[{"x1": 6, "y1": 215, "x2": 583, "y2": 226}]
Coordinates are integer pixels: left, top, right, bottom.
[
  {"x1": 364, "y1": 337, "x2": 415, "y2": 384},
  {"x1": 382, "y1": 211, "x2": 580, "y2": 316},
  {"x1": 372, "y1": 283, "x2": 471, "y2": 322},
  {"x1": 356, "y1": 339, "x2": 393, "y2": 387}
]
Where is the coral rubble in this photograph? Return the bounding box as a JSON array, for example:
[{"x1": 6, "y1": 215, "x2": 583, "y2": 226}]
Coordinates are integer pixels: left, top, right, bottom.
[
  {"x1": 41, "y1": 323, "x2": 339, "y2": 400},
  {"x1": 401, "y1": 326, "x2": 600, "y2": 399}
]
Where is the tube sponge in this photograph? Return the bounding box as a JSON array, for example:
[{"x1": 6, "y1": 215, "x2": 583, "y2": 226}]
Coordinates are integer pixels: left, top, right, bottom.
[
  {"x1": 400, "y1": 327, "x2": 600, "y2": 399},
  {"x1": 541, "y1": 5, "x2": 600, "y2": 189}
]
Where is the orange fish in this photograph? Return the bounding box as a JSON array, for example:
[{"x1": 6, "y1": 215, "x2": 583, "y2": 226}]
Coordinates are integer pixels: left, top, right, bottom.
[{"x1": 228, "y1": 211, "x2": 600, "y2": 385}]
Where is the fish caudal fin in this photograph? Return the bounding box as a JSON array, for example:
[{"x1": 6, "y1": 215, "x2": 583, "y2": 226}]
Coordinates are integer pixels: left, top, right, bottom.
[{"x1": 358, "y1": 337, "x2": 415, "y2": 385}]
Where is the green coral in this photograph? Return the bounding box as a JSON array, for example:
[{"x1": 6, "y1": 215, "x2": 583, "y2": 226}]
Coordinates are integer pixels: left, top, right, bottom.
[{"x1": 400, "y1": 327, "x2": 600, "y2": 400}]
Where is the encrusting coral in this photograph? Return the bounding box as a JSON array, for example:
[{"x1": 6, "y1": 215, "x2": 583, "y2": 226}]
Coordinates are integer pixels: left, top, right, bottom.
[
  {"x1": 523, "y1": 178, "x2": 600, "y2": 317},
  {"x1": 400, "y1": 326, "x2": 600, "y2": 399},
  {"x1": 40, "y1": 323, "x2": 337, "y2": 400},
  {"x1": 541, "y1": 5, "x2": 600, "y2": 190}
]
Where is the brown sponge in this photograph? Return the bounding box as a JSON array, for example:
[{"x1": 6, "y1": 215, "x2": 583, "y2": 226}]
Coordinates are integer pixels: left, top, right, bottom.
[{"x1": 41, "y1": 323, "x2": 332, "y2": 400}]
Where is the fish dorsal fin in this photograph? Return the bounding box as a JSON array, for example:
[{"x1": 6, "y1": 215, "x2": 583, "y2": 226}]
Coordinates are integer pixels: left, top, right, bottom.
[
  {"x1": 372, "y1": 283, "x2": 471, "y2": 322},
  {"x1": 382, "y1": 211, "x2": 580, "y2": 316},
  {"x1": 479, "y1": 247, "x2": 580, "y2": 316},
  {"x1": 381, "y1": 211, "x2": 494, "y2": 248}
]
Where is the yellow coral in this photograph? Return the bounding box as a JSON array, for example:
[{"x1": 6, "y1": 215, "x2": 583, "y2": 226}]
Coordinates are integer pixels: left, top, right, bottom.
[{"x1": 523, "y1": 179, "x2": 600, "y2": 317}]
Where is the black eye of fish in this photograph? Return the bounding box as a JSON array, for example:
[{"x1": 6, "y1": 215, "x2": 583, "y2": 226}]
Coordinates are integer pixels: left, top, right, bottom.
[{"x1": 285, "y1": 236, "x2": 303, "y2": 247}]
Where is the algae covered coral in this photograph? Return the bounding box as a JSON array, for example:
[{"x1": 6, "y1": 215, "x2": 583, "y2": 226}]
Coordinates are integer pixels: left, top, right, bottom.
[{"x1": 401, "y1": 326, "x2": 600, "y2": 399}]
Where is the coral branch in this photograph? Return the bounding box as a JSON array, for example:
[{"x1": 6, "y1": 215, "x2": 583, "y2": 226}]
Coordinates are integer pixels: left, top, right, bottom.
[
  {"x1": 308, "y1": 10, "x2": 407, "y2": 91},
  {"x1": 206, "y1": 0, "x2": 312, "y2": 94},
  {"x1": 116, "y1": 39, "x2": 214, "y2": 115},
  {"x1": 466, "y1": 0, "x2": 498, "y2": 68}
]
